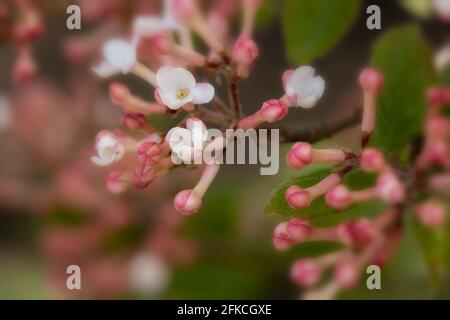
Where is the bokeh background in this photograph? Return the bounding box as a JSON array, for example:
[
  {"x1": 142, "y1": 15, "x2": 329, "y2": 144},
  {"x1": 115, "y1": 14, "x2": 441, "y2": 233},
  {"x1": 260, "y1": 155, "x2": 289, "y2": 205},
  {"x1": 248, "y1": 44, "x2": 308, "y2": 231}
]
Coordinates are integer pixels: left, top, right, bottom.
[{"x1": 0, "y1": 0, "x2": 449, "y2": 299}]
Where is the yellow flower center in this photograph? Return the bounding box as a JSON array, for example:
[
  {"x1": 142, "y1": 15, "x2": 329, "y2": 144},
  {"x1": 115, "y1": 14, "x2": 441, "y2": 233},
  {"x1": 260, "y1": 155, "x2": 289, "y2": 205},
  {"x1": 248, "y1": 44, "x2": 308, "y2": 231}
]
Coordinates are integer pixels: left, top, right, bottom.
[{"x1": 176, "y1": 88, "x2": 190, "y2": 100}]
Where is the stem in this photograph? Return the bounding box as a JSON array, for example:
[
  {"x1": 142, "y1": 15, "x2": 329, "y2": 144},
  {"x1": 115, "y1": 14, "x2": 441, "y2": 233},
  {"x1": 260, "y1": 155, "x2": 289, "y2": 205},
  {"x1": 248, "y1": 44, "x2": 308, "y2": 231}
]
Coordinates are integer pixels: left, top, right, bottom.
[
  {"x1": 276, "y1": 109, "x2": 362, "y2": 143},
  {"x1": 227, "y1": 76, "x2": 243, "y2": 120}
]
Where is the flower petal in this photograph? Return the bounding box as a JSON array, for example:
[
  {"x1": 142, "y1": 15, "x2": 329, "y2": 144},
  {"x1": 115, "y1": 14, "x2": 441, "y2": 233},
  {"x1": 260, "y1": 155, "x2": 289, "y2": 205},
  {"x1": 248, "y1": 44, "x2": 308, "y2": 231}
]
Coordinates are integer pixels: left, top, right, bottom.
[
  {"x1": 103, "y1": 39, "x2": 136, "y2": 73},
  {"x1": 159, "y1": 89, "x2": 192, "y2": 110},
  {"x1": 191, "y1": 83, "x2": 215, "y2": 105},
  {"x1": 297, "y1": 76, "x2": 325, "y2": 109},
  {"x1": 287, "y1": 66, "x2": 315, "y2": 92},
  {"x1": 156, "y1": 66, "x2": 196, "y2": 92}
]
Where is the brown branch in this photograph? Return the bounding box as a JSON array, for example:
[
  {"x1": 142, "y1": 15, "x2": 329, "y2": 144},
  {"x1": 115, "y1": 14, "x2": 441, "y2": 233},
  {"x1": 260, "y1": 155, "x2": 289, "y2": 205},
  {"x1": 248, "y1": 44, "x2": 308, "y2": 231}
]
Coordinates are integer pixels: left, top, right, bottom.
[
  {"x1": 227, "y1": 76, "x2": 243, "y2": 120},
  {"x1": 277, "y1": 108, "x2": 362, "y2": 143}
]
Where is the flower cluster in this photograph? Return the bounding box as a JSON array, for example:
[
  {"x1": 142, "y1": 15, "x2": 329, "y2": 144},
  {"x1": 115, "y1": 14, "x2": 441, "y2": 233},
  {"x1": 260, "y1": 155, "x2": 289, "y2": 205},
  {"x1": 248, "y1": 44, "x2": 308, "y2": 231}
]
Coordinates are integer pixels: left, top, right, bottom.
[
  {"x1": 91, "y1": 0, "x2": 326, "y2": 216},
  {"x1": 273, "y1": 68, "x2": 450, "y2": 299}
]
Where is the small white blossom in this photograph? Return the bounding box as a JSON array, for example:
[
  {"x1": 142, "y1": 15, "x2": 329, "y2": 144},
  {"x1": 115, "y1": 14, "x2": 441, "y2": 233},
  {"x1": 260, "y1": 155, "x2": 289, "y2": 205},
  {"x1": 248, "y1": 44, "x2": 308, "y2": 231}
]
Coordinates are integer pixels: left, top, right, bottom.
[
  {"x1": 93, "y1": 39, "x2": 137, "y2": 78},
  {"x1": 91, "y1": 131, "x2": 125, "y2": 166},
  {"x1": 284, "y1": 66, "x2": 325, "y2": 109},
  {"x1": 128, "y1": 252, "x2": 170, "y2": 296},
  {"x1": 166, "y1": 118, "x2": 208, "y2": 164},
  {"x1": 156, "y1": 66, "x2": 215, "y2": 110}
]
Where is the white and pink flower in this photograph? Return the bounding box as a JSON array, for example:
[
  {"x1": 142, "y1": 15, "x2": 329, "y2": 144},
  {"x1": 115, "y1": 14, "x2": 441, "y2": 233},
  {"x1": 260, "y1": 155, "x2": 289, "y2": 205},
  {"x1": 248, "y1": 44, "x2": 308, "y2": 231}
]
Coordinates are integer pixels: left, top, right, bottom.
[
  {"x1": 283, "y1": 66, "x2": 325, "y2": 109},
  {"x1": 91, "y1": 131, "x2": 126, "y2": 166},
  {"x1": 156, "y1": 66, "x2": 215, "y2": 110},
  {"x1": 166, "y1": 118, "x2": 208, "y2": 164},
  {"x1": 93, "y1": 39, "x2": 137, "y2": 78}
]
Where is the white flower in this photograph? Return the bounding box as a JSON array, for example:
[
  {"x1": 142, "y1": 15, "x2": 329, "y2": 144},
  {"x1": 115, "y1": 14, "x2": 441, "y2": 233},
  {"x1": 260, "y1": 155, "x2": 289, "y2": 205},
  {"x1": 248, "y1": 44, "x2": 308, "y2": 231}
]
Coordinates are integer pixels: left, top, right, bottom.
[
  {"x1": 284, "y1": 66, "x2": 325, "y2": 109},
  {"x1": 91, "y1": 131, "x2": 125, "y2": 166},
  {"x1": 128, "y1": 252, "x2": 170, "y2": 296},
  {"x1": 93, "y1": 39, "x2": 137, "y2": 78},
  {"x1": 156, "y1": 66, "x2": 215, "y2": 110},
  {"x1": 433, "y1": 0, "x2": 450, "y2": 20},
  {"x1": 166, "y1": 118, "x2": 208, "y2": 164}
]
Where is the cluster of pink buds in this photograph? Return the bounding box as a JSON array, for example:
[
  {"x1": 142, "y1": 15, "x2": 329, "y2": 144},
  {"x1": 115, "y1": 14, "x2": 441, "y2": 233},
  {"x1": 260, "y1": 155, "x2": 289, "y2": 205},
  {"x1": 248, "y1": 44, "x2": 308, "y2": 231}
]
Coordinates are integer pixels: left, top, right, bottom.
[
  {"x1": 273, "y1": 68, "x2": 449, "y2": 299},
  {"x1": 273, "y1": 211, "x2": 398, "y2": 299},
  {"x1": 91, "y1": 0, "x2": 275, "y2": 215},
  {"x1": 1, "y1": 0, "x2": 43, "y2": 83},
  {"x1": 91, "y1": 0, "x2": 331, "y2": 218}
]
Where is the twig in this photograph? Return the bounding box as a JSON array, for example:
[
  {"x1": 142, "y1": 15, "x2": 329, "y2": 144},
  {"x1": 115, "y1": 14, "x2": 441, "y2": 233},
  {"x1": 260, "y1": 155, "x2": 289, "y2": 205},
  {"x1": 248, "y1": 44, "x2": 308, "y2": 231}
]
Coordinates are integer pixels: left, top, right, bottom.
[
  {"x1": 277, "y1": 108, "x2": 362, "y2": 143},
  {"x1": 212, "y1": 95, "x2": 231, "y2": 115},
  {"x1": 227, "y1": 75, "x2": 243, "y2": 120}
]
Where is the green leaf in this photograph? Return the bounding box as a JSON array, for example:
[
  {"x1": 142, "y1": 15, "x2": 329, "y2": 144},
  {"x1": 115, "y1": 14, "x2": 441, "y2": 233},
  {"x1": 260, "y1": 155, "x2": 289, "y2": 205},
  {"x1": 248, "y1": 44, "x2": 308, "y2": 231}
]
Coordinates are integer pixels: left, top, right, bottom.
[
  {"x1": 282, "y1": 0, "x2": 360, "y2": 64},
  {"x1": 265, "y1": 167, "x2": 387, "y2": 227},
  {"x1": 369, "y1": 25, "x2": 436, "y2": 158}
]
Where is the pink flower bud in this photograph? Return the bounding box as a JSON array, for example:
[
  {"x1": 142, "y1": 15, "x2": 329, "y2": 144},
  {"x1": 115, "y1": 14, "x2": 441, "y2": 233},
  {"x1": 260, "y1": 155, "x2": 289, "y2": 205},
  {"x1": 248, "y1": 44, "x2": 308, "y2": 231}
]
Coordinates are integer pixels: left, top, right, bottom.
[
  {"x1": 337, "y1": 222, "x2": 355, "y2": 246},
  {"x1": 287, "y1": 142, "x2": 313, "y2": 169},
  {"x1": 170, "y1": 0, "x2": 197, "y2": 22},
  {"x1": 286, "y1": 174, "x2": 342, "y2": 210},
  {"x1": 133, "y1": 167, "x2": 155, "y2": 189},
  {"x1": 425, "y1": 116, "x2": 449, "y2": 138},
  {"x1": 352, "y1": 218, "x2": 376, "y2": 245},
  {"x1": 232, "y1": 36, "x2": 259, "y2": 66},
  {"x1": 337, "y1": 218, "x2": 376, "y2": 247},
  {"x1": 360, "y1": 148, "x2": 386, "y2": 173},
  {"x1": 426, "y1": 86, "x2": 450, "y2": 107},
  {"x1": 259, "y1": 99, "x2": 287, "y2": 123},
  {"x1": 287, "y1": 142, "x2": 346, "y2": 170},
  {"x1": 110, "y1": 83, "x2": 131, "y2": 105},
  {"x1": 137, "y1": 141, "x2": 161, "y2": 165},
  {"x1": 376, "y1": 173, "x2": 405, "y2": 204},
  {"x1": 359, "y1": 68, "x2": 384, "y2": 94},
  {"x1": 285, "y1": 185, "x2": 312, "y2": 210},
  {"x1": 291, "y1": 259, "x2": 322, "y2": 287},
  {"x1": 272, "y1": 221, "x2": 295, "y2": 250},
  {"x1": 174, "y1": 189, "x2": 202, "y2": 215},
  {"x1": 429, "y1": 140, "x2": 449, "y2": 164},
  {"x1": 415, "y1": 200, "x2": 446, "y2": 228},
  {"x1": 286, "y1": 218, "x2": 313, "y2": 241},
  {"x1": 12, "y1": 51, "x2": 36, "y2": 83},
  {"x1": 272, "y1": 218, "x2": 312, "y2": 250},
  {"x1": 121, "y1": 113, "x2": 149, "y2": 130},
  {"x1": 13, "y1": 13, "x2": 44, "y2": 45},
  {"x1": 150, "y1": 33, "x2": 172, "y2": 55},
  {"x1": 106, "y1": 171, "x2": 131, "y2": 194},
  {"x1": 326, "y1": 185, "x2": 352, "y2": 210},
  {"x1": 334, "y1": 261, "x2": 359, "y2": 288}
]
